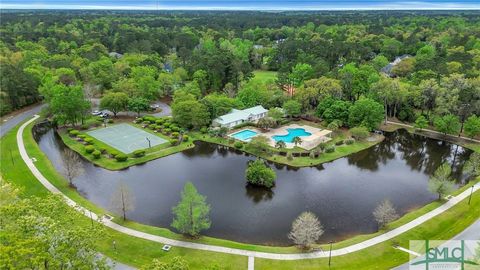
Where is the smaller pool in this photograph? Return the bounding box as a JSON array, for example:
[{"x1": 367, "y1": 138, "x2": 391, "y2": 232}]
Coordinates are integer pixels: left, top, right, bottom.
[
  {"x1": 230, "y1": 129, "x2": 258, "y2": 141},
  {"x1": 272, "y1": 128, "x2": 312, "y2": 143}
]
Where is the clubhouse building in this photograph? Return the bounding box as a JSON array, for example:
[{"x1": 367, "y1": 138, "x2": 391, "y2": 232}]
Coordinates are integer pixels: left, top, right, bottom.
[{"x1": 213, "y1": 105, "x2": 268, "y2": 128}]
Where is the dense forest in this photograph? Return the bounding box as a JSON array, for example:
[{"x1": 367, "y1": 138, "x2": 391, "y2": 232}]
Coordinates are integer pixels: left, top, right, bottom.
[{"x1": 1, "y1": 10, "x2": 479, "y2": 136}]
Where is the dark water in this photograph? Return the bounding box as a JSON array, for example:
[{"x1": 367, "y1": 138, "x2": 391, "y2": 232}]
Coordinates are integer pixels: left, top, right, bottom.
[{"x1": 35, "y1": 128, "x2": 472, "y2": 246}]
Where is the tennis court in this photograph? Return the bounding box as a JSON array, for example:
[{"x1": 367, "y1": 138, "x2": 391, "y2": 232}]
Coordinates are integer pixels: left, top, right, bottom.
[{"x1": 87, "y1": 124, "x2": 167, "y2": 154}]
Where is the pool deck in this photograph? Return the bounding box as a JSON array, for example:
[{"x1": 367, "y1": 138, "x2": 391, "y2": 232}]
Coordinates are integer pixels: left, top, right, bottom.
[
  {"x1": 230, "y1": 124, "x2": 332, "y2": 150},
  {"x1": 263, "y1": 124, "x2": 331, "y2": 150}
]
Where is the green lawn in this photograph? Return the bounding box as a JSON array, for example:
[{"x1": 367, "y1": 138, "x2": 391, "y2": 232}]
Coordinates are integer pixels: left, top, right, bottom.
[
  {"x1": 251, "y1": 70, "x2": 278, "y2": 83},
  {"x1": 1, "y1": 119, "x2": 479, "y2": 269}
]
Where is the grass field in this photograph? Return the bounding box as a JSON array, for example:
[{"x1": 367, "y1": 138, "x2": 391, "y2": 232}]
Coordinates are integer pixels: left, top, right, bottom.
[
  {"x1": 1, "y1": 119, "x2": 479, "y2": 269},
  {"x1": 251, "y1": 70, "x2": 277, "y2": 83}
]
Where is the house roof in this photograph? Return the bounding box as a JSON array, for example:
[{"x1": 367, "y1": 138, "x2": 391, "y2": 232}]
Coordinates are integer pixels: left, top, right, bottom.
[{"x1": 214, "y1": 105, "x2": 268, "y2": 125}]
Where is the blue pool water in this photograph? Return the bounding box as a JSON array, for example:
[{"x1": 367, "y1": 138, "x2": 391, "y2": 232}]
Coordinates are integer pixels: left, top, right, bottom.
[
  {"x1": 272, "y1": 128, "x2": 312, "y2": 143},
  {"x1": 230, "y1": 129, "x2": 258, "y2": 141}
]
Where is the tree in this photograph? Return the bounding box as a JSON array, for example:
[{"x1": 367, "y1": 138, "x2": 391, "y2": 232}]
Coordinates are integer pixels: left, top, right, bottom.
[
  {"x1": 245, "y1": 159, "x2": 276, "y2": 188},
  {"x1": 288, "y1": 212, "x2": 324, "y2": 249},
  {"x1": 48, "y1": 83, "x2": 90, "y2": 126},
  {"x1": 321, "y1": 100, "x2": 351, "y2": 124},
  {"x1": 464, "y1": 115, "x2": 480, "y2": 138},
  {"x1": 283, "y1": 100, "x2": 302, "y2": 118},
  {"x1": 128, "y1": 97, "x2": 150, "y2": 116},
  {"x1": 348, "y1": 98, "x2": 384, "y2": 131},
  {"x1": 110, "y1": 182, "x2": 135, "y2": 221},
  {"x1": 414, "y1": 115, "x2": 429, "y2": 131},
  {"x1": 62, "y1": 149, "x2": 84, "y2": 187},
  {"x1": 464, "y1": 152, "x2": 480, "y2": 177},
  {"x1": 275, "y1": 140, "x2": 286, "y2": 149},
  {"x1": 288, "y1": 63, "x2": 314, "y2": 87},
  {"x1": 293, "y1": 136, "x2": 302, "y2": 147},
  {"x1": 373, "y1": 199, "x2": 399, "y2": 228},
  {"x1": 141, "y1": 257, "x2": 189, "y2": 270},
  {"x1": 0, "y1": 191, "x2": 107, "y2": 269},
  {"x1": 100, "y1": 92, "x2": 130, "y2": 117},
  {"x1": 434, "y1": 114, "x2": 460, "y2": 136},
  {"x1": 257, "y1": 117, "x2": 277, "y2": 130},
  {"x1": 172, "y1": 99, "x2": 210, "y2": 129},
  {"x1": 193, "y1": 69, "x2": 209, "y2": 95},
  {"x1": 268, "y1": 107, "x2": 284, "y2": 122},
  {"x1": 171, "y1": 182, "x2": 211, "y2": 237},
  {"x1": 428, "y1": 163, "x2": 455, "y2": 200},
  {"x1": 245, "y1": 135, "x2": 271, "y2": 154}
]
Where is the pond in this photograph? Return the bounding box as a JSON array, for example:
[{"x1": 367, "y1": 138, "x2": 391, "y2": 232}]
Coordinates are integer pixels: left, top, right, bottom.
[{"x1": 35, "y1": 128, "x2": 473, "y2": 246}]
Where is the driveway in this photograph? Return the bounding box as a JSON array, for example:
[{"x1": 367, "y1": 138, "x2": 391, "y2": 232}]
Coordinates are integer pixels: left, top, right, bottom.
[{"x1": 151, "y1": 101, "x2": 171, "y2": 117}]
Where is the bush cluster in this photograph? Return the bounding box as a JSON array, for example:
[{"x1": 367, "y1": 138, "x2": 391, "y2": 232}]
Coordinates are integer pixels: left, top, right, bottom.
[
  {"x1": 133, "y1": 149, "x2": 146, "y2": 157},
  {"x1": 85, "y1": 145, "x2": 95, "y2": 153},
  {"x1": 115, "y1": 154, "x2": 128, "y2": 162},
  {"x1": 325, "y1": 145, "x2": 335, "y2": 153}
]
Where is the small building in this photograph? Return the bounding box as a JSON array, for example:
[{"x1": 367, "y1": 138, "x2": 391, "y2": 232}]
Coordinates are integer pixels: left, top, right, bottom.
[{"x1": 213, "y1": 105, "x2": 268, "y2": 128}]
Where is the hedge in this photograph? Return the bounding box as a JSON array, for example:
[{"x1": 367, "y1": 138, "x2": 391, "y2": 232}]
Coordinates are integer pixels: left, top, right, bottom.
[
  {"x1": 133, "y1": 149, "x2": 146, "y2": 157},
  {"x1": 115, "y1": 154, "x2": 128, "y2": 162}
]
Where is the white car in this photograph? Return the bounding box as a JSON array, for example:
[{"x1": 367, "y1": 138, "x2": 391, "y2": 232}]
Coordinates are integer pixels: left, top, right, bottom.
[{"x1": 91, "y1": 110, "x2": 101, "y2": 116}]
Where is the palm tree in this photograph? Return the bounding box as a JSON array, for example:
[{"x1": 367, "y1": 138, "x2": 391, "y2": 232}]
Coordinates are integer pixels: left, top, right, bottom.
[
  {"x1": 275, "y1": 140, "x2": 286, "y2": 149},
  {"x1": 293, "y1": 136, "x2": 302, "y2": 147}
]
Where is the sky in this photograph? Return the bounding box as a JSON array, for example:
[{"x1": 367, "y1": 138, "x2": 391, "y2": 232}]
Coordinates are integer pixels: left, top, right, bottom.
[{"x1": 1, "y1": 0, "x2": 479, "y2": 10}]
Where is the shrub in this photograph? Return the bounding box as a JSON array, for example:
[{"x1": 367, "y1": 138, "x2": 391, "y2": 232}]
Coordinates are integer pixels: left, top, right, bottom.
[
  {"x1": 345, "y1": 138, "x2": 355, "y2": 145},
  {"x1": 171, "y1": 126, "x2": 180, "y2": 132},
  {"x1": 69, "y1": 130, "x2": 80, "y2": 136},
  {"x1": 108, "y1": 119, "x2": 114, "y2": 123},
  {"x1": 319, "y1": 142, "x2": 327, "y2": 151},
  {"x1": 163, "y1": 122, "x2": 171, "y2": 128},
  {"x1": 81, "y1": 124, "x2": 89, "y2": 130},
  {"x1": 110, "y1": 151, "x2": 119, "y2": 158},
  {"x1": 99, "y1": 147, "x2": 107, "y2": 153},
  {"x1": 85, "y1": 145, "x2": 95, "y2": 153},
  {"x1": 163, "y1": 128, "x2": 172, "y2": 135},
  {"x1": 182, "y1": 135, "x2": 189, "y2": 142},
  {"x1": 142, "y1": 121, "x2": 150, "y2": 126},
  {"x1": 78, "y1": 134, "x2": 87, "y2": 139},
  {"x1": 350, "y1": 126, "x2": 370, "y2": 140},
  {"x1": 169, "y1": 139, "x2": 178, "y2": 146},
  {"x1": 92, "y1": 150, "x2": 101, "y2": 159},
  {"x1": 171, "y1": 132, "x2": 179, "y2": 138},
  {"x1": 84, "y1": 138, "x2": 94, "y2": 145},
  {"x1": 148, "y1": 124, "x2": 156, "y2": 130},
  {"x1": 155, "y1": 119, "x2": 164, "y2": 125},
  {"x1": 335, "y1": 140, "x2": 344, "y2": 146},
  {"x1": 115, "y1": 154, "x2": 128, "y2": 162},
  {"x1": 234, "y1": 141, "x2": 243, "y2": 149},
  {"x1": 134, "y1": 118, "x2": 143, "y2": 124},
  {"x1": 133, "y1": 149, "x2": 146, "y2": 157},
  {"x1": 200, "y1": 127, "x2": 208, "y2": 134},
  {"x1": 325, "y1": 145, "x2": 335, "y2": 153}
]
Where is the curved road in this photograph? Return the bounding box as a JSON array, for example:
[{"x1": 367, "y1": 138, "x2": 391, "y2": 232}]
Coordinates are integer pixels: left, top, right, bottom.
[
  {"x1": 0, "y1": 103, "x2": 45, "y2": 137},
  {"x1": 16, "y1": 115, "x2": 480, "y2": 263}
]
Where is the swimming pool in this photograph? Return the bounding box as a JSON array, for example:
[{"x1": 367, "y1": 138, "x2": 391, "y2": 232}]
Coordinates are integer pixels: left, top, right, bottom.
[
  {"x1": 272, "y1": 128, "x2": 312, "y2": 143},
  {"x1": 230, "y1": 129, "x2": 258, "y2": 141}
]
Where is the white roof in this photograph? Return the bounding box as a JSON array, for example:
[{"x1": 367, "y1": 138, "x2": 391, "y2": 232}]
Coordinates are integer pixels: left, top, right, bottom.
[{"x1": 214, "y1": 105, "x2": 267, "y2": 125}]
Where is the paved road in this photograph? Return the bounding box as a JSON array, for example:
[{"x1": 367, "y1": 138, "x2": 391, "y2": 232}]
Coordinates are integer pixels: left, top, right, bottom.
[
  {"x1": 0, "y1": 103, "x2": 45, "y2": 137},
  {"x1": 392, "y1": 218, "x2": 480, "y2": 270},
  {"x1": 16, "y1": 115, "x2": 480, "y2": 262}
]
